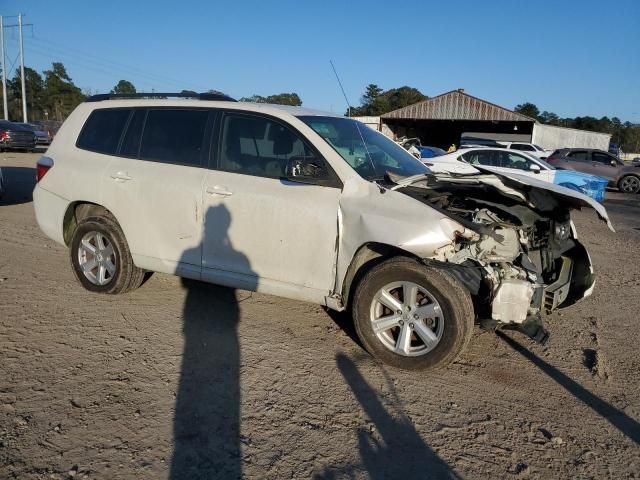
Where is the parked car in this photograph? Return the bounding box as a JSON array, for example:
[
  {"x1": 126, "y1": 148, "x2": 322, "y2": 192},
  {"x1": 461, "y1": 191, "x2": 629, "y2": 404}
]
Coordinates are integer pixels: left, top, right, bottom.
[
  {"x1": 417, "y1": 146, "x2": 447, "y2": 159},
  {"x1": 547, "y1": 148, "x2": 640, "y2": 194},
  {"x1": 0, "y1": 120, "x2": 37, "y2": 152},
  {"x1": 497, "y1": 141, "x2": 551, "y2": 159},
  {"x1": 396, "y1": 137, "x2": 422, "y2": 158},
  {"x1": 460, "y1": 137, "x2": 551, "y2": 159},
  {"x1": 0, "y1": 167, "x2": 4, "y2": 199},
  {"x1": 425, "y1": 148, "x2": 608, "y2": 202},
  {"x1": 16, "y1": 122, "x2": 52, "y2": 145},
  {"x1": 33, "y1": 93, "x2": 611, "y2": 370}
]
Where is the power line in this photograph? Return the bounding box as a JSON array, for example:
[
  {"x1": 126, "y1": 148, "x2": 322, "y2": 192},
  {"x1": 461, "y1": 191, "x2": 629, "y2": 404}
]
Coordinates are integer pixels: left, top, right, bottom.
[
  {"x1": 27, "y1": 36, "x2": 210, "y2": 92},
  {"x1": 25, "y1": 45, "x2": 177, "y2": 92}
]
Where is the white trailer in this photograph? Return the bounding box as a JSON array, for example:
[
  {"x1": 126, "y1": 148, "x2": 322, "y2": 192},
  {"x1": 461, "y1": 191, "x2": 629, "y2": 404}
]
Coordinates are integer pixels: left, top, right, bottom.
[{"x1": 531, "y1": 124, "x2": 610, "y2": 151}]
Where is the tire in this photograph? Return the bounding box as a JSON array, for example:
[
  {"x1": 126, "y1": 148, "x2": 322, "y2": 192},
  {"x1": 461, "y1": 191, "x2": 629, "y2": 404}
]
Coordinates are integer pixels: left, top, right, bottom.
[
  {"x1": 69, "y1": 215, "x2": 145, "y2": 294},
  {"x1": 352, "y1": 257, "x2": 474, "y2": 371},
  {"x1": 618, "y1": 175, "x2": 640, "y2": 194}
]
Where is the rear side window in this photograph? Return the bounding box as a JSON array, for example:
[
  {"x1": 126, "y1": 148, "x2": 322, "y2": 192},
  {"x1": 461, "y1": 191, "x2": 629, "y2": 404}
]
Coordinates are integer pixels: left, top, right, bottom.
[
  {"x1": 568, "y1": 151, "x2": 588, "y2": 161},
  {"x1": 511, "y1": 143, "x2": 535, "y2": 152},
  {"x1": 77, "y1": 109, "x2": 131, "y2": 154},
  {"x1": 120, "y1": 110, "x2": 146, "y2": 158},
  {"x1": 139, "y1": 109, "x2": 209, "y2": 166}
]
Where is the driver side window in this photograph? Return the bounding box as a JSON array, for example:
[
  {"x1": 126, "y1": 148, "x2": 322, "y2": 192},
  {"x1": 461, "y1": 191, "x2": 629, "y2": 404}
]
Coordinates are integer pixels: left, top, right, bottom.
[{"x1": 219, "y1": 113, "x2": 323, "y2": 180}]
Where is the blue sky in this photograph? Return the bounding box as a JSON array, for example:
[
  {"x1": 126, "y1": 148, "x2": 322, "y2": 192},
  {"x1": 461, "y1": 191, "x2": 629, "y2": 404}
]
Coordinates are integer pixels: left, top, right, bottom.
[{"x1": 2, "y1": 0, "x2": 639, "y2": 120}]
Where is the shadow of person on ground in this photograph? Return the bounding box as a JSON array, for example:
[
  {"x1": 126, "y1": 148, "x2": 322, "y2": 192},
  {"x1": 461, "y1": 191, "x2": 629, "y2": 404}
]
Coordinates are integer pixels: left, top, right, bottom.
[
  {"x1": 315, "y1": 354, "x2": 459, "y2": 479},
  {"x1": 497, "y1": 331, "x2": 640, "y2": 445},
  {"x1": 170, "y1": 205, "x2": 257, "y2": 479},
  {"x1": 0, "y1": 166, "x2": 36, "y2": 206}
]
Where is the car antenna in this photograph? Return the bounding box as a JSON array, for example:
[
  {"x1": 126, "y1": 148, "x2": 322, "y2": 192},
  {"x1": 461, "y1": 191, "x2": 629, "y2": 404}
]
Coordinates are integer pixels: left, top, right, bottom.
[{"x1": 330, "y1": 60, "x2": 352, "y2": 117}]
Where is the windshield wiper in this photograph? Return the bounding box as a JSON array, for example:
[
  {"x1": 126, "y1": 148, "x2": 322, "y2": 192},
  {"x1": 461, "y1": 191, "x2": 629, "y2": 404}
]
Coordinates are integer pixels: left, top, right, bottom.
[{"x1": 388, "y1": 172, "x2": 432, "y2": 191}]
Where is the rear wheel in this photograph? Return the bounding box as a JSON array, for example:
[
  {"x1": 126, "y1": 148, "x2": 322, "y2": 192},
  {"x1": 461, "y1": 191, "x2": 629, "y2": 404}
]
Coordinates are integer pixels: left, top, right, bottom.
[
  {"x1": 619, "y1": 175, "x2": 640, "y2": 194},
  {"x1": 70, "y1": 215, "x2": 145, "y2": 294},
  {"x1": 352, "y1": 257, "x2": 474, "y2": 370}
]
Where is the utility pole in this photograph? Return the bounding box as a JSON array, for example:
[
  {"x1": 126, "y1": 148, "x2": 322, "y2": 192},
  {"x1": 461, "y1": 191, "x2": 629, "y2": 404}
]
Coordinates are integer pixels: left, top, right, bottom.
[
  {"x1": 18, "y1": 14, "x2": 27, "y2": 122},
  {"x1": 0, "y1": 16, "x2": 7, "y2": 120}
]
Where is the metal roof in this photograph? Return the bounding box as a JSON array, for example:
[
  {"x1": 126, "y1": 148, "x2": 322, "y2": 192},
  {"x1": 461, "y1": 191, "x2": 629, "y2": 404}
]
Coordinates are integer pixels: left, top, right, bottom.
[{"x1": 381, "y1": 89, "x2": 535, "y2": 122}]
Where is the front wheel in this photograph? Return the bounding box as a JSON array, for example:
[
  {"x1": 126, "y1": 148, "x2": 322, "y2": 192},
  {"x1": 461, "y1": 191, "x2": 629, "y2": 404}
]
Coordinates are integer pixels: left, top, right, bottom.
[
  {"x1": 352, "y1": 257, "x2": 475, "y2": 370},
  {"x1": 70, "y1": 215, "x2": 145, "y2": 294},
  {"x1": 619, "y1": 175, "x2": 640, "y2": 194}
]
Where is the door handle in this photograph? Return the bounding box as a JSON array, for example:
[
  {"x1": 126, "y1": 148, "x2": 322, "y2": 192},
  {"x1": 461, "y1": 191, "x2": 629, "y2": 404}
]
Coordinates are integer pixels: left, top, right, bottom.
[
  {"x1": 205, "y1": 185, "x2": 233, "y2": 197},
  {"x1": 110, "y1": 171, "x2": 132, "y2": 181}
]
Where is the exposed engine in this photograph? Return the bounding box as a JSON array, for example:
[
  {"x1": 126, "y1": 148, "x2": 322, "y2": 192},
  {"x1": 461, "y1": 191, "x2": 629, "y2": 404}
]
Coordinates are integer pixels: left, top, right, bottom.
[{"x1": 398, "y1": 175, "x2": 590, "y2": 343}]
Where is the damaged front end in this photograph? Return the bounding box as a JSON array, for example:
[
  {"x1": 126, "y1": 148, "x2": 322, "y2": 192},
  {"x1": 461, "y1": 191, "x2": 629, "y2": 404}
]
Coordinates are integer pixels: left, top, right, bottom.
[{"x1": 393, "y1": 171, "x2": 610, "y2": 344}]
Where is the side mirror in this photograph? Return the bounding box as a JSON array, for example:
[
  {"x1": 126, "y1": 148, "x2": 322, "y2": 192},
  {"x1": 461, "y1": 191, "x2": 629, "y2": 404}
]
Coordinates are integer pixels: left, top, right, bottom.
[
  {"x1": 610, "y1": 160, "x2": 617, "y2": 167},
  {"x1": 285, "y1": 157, "x2": 325, "y2": 183},
  {"x1": 529, "y1": 164, "x2": 541, "y2": 173}
]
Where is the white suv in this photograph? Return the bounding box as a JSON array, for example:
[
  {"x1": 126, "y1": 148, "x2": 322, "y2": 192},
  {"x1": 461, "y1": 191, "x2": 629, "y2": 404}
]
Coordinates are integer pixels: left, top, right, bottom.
[{"x1": 33, "y1": 93, "x2": 611, "y2": 370}]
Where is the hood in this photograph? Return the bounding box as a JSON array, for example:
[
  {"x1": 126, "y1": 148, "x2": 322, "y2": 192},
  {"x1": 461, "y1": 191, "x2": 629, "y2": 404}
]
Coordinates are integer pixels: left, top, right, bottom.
[
  {"x1": 472, "y1": 166, "x2": 614, "y2": 232},
  {"x1": 389, "y1": 167, "x2": 614, "y2": 232}
]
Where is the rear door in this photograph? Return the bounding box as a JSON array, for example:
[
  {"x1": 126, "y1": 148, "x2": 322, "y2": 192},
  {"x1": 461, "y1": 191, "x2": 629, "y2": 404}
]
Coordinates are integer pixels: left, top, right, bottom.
[
  {"x1": 200, "y1": 111, "x2": 341, "y2": 300},
  {"x1": 563, "y1": 150, "x2": 591, "y2": 174},
  {"x1": 102, "y1": 108, "x2": 212, "y2": 277}
]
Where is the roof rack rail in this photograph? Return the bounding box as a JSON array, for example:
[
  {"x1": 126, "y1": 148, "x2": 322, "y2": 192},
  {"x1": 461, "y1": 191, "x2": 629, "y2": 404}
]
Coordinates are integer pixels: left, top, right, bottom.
[{"x1": 85, "y1": 91, "x2": 237, "y2": 102}]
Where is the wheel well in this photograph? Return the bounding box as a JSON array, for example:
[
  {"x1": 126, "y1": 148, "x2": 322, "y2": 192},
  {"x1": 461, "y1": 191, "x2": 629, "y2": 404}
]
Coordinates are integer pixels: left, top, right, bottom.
[
  {"x1": 62, "y1": 202, "x2": 112, "y2": 246},
  {"x1": 341, "y1": 243, "x2": 420, "y2": 310},
  {"x1": 619, "y1": 173, "x2": 640, "y2": 182}
]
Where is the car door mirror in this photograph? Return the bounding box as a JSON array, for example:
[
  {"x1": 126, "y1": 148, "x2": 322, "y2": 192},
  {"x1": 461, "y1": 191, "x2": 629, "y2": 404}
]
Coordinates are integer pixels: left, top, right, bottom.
[
  {"x1": 610, "y1": 160, "x2": 617, "y2": 167},
  {"x1": 529, "y1": 164, "x2": 541, "y2": 173},
  {"x1": 285, "y1": 157, "x2": 326, "y2": 183}
]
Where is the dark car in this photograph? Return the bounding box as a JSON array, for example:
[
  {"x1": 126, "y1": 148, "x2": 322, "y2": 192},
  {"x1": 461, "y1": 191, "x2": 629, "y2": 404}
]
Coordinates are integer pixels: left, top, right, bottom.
[
  {"x1": 547, "y1": 148, "x2": 640, "y2": 194},
  {"x1": 0, "y1": 120, "x2": 37, "y2": 152},
  {"x1": 16, "y1": 122, "x2": 52, "y2": 145}
]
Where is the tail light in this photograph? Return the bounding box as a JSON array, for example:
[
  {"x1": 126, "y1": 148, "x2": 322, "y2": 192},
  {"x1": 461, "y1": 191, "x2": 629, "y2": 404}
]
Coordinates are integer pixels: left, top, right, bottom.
[
  {"x1": 36, "y1": 156, "x2": 54, "y2": 182},
  {"x1": 0, "y1": 129, "x2": 8, "y2": 141}
]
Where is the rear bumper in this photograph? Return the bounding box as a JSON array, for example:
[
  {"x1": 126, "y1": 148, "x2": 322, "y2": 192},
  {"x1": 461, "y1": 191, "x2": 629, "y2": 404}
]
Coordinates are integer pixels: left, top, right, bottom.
[
  {"x1": 2, "y1": 139, "x2": 36, "y2": 149},
  {"x1": 33, "y1": 185, "x2": 69, "y2": 246}
]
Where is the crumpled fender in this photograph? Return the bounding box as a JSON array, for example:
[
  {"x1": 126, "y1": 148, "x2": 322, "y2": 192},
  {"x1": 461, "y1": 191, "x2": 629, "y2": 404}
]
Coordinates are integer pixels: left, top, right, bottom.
[{"x1": 334, "y1": 178, "x2": 466, "y2": 295}]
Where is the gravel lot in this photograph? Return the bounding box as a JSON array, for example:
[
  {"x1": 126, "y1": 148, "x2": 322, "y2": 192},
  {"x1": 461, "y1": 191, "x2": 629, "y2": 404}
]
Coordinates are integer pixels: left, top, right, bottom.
[{"x1": 1, "y1": 152, "x2": 639, "y2": 479}]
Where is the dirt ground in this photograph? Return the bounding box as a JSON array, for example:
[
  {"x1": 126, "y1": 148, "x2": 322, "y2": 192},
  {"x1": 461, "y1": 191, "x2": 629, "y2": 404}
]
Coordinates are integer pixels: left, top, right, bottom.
[{"x1": 1, "y1": 152, "x2": 639, "y2": 480}]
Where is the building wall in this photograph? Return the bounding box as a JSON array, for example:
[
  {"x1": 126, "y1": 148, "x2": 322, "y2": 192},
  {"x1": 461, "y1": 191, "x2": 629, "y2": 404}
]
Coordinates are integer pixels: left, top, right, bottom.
[
  {"x1": 352, "y1": 116, "x2": 380, "y2": 130},
  {"x1": 532, "y1": 124, "x2": 610, "y2": 150}
]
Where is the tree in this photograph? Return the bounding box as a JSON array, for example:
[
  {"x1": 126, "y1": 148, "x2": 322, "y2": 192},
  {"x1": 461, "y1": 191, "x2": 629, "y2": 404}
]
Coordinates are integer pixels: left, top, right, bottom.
[
  {"x1": 349, "y1": 85, "x2": 427, "y2": 116},
  {"x1": 514, "y1": 102, "x2": 540, "y2": 120},
  {"x1": 539, "y1": 110, "x2": 560, "y2": 125},
  {"x1": 7, "y1": 67, "x2": 45, "y2": 121},
  {"x1": 239, "y1": 92, "x2": 302, "y2": 106},
  {"x1": 43, "y1": 62, "x2": 85, "y2": 121},
  {"x1": 111, "y1": 80, "x2": 136, "y2": 94}
]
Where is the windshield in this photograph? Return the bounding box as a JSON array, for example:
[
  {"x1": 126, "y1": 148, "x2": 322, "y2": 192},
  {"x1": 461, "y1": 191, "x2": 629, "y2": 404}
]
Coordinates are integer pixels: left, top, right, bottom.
[{"x1": 298, "y1": 116, "x2": 430, "y2": 180}]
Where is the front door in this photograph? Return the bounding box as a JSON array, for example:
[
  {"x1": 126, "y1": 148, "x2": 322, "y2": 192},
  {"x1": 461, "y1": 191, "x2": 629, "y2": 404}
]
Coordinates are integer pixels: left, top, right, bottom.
[
  {"x1": 201, "y1": 112, "x2": 341, "y2": 300},
  {"x1": 589, "y1": 151, "x2": 620, "y2": 182}
]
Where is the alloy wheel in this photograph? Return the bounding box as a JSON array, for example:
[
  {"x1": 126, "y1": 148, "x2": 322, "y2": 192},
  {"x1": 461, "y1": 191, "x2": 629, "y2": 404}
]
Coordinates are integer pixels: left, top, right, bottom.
[
  {"x1": 369, "y1": 281, "x2": 444, "y2": 357},
  {"x1": 77, "y1": 231, "x2": 116, "y2": 286}
]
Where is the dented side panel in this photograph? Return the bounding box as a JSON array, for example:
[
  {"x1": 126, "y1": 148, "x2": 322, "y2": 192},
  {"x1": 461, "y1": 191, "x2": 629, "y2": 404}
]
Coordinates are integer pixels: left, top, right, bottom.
[{"x1": 334, "y1": 178, "x2": 464, "y2": 296}]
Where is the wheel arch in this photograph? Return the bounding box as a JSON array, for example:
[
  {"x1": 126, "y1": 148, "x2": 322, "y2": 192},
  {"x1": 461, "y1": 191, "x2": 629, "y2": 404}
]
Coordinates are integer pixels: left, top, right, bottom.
[
  {"x1": 340, "y1": 242, "x2": 421, "y2": 309},
  {"x1": 62, "y1": 201, "x2": 115, "y2": 246}
]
